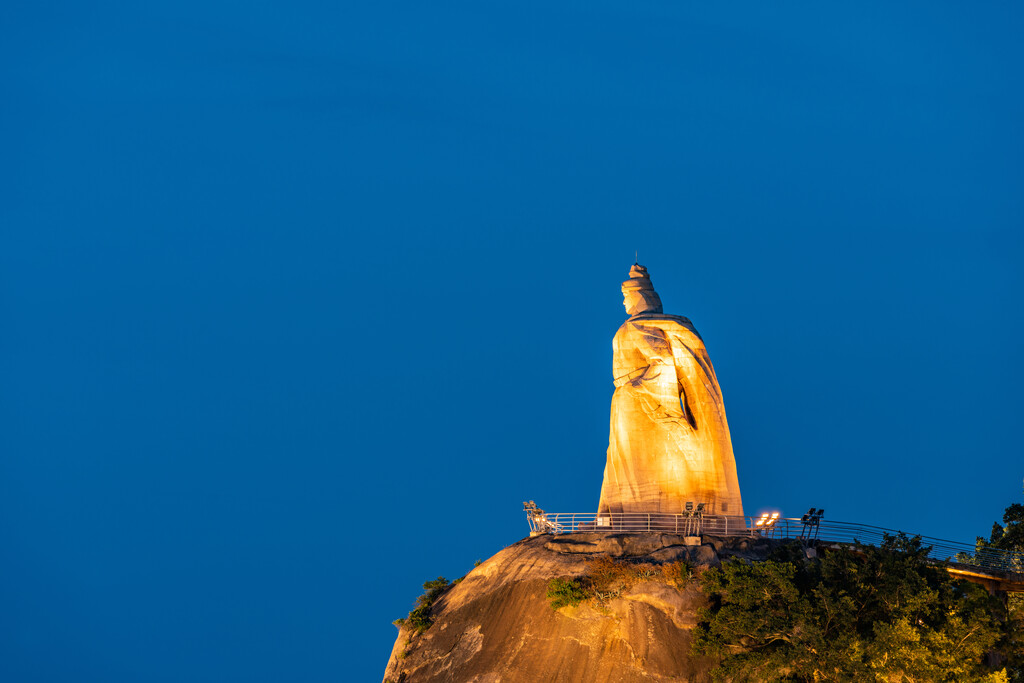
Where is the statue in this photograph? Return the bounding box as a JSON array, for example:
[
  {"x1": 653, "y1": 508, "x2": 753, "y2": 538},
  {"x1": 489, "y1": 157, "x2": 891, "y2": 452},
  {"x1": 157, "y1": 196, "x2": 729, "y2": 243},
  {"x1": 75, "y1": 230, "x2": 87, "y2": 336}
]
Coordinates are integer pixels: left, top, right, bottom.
[{"x1": 598, "y1": 264, "x2": 744, "y2": 518}]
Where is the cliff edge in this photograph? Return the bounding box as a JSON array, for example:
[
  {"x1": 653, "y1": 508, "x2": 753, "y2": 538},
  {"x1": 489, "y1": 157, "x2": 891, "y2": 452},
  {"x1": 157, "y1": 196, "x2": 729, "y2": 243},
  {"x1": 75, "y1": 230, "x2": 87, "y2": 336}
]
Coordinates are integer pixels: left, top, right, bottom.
[{"x1": 383, "y1": 532, "x2": 783, "y2": 683}]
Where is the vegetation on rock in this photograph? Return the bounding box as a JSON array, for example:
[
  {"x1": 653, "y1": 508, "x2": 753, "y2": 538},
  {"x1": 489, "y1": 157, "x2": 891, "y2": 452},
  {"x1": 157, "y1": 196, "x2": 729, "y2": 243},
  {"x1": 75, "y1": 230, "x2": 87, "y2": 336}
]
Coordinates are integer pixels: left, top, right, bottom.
[
  {"x1": 546, "y1": 577, "x2": 590, "y2": 609},
  {"x1": 693, "y1": 534, "x2": 1015, "y2": 682},
  {"x1": 546, "y1": 556, "x2": 693, "y2": 610},
  {"x1": 394, "y1": 577, "x2": 452, "y2": 633},
  {"x1": 389, "y1": 501, "x2": 1024, "y2": 683}
]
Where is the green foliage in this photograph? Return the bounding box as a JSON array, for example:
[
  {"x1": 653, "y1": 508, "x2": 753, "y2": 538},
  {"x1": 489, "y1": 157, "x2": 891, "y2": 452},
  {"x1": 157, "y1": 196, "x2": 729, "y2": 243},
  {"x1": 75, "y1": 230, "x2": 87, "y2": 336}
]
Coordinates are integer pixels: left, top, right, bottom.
[
  {"x1": 694, "y1": 534, "x2": 1011, "y2": 682},
  {"x1": 970, "y1": 488, "x2": 1024, "y2": 568},
  {"x1": 396, "y1": 557, "x2": 492, "y2": 637},
  {"x1": 960, "y1": 497, "x2": 1024, "y2": 570},
  {"x1": 1008, "y1": 594, "x2": 1024, "y2": 683},
  {"x1": 398, "y1": 576, "x2": 452, "y2": 633},
  {"x1": 970, "y1": 489, "x2": 1024, "y2": 682},
  {"x1": 546, "y1": 557, "x2": 693, "y2": 610},
  {"x1": 988, "y1": 502, "x2": 1024, "y2": 553},
  {"x1": 546, "y1": 577, "x2": 590, "y2": 609}
]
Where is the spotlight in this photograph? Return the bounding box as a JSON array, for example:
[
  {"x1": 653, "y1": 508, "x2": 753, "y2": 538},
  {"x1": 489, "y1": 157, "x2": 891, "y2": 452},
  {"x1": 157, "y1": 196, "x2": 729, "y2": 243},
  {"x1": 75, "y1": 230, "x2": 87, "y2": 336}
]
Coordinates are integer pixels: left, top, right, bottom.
[{"x1": 798, "y1": 507, "x2": 824, "y2": 539}]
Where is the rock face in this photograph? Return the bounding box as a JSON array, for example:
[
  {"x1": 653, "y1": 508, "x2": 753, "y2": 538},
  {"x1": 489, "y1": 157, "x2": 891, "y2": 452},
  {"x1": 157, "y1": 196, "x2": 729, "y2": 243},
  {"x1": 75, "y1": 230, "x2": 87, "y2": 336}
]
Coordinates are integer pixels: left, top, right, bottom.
[
  {"x1": 599, "y1": 265, "x2": 743, "y2": 517},
  {"x1": 383, "y1": 532, "x2": 780, "y2": 683}
]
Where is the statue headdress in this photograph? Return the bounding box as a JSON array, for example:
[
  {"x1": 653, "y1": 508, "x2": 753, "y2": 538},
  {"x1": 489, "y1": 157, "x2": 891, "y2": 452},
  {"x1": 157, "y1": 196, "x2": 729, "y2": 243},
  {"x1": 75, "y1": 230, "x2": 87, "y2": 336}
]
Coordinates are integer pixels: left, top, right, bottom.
[
  {"x1": 622, "y1": 263, "x2": 656, "y2": 292},
  {"x1": 621, "y1": 263, "x2": 663, "y2": 313}
]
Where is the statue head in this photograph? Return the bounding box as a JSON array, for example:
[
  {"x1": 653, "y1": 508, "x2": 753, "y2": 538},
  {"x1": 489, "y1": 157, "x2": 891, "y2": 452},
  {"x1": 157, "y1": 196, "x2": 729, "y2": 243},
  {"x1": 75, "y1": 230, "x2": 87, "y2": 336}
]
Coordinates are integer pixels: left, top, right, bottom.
[{"x1": 621, "y1": 263, "x2": 663, "y2": 316}]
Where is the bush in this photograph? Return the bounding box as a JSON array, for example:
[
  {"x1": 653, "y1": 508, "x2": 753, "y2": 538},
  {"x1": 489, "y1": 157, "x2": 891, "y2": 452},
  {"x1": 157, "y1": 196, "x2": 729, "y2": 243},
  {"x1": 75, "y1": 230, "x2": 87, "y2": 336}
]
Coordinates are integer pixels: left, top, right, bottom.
[
  {"x1": 660, "y1": 559, "x2": 693, "y2": 589},
  {"x1": 546, "y1": 578, "x2": 590, "y2": 609},
  {"x1": 547, "y1": 557, "x2": 692, "y2": 610},
  {"x1": 398, "y1": 576, "x2": 452, "y2": 633},
  {"x1": 693, "y1": 534, "x2": 1011, "y2": 682}
]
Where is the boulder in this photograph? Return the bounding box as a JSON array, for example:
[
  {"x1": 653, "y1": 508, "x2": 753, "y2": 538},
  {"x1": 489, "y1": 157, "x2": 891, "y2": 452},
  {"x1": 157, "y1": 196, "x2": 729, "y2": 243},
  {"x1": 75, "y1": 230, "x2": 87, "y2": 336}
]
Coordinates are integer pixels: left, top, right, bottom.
[{"x1": 384, "y1": 533, "x2": 787, "y2": 682}]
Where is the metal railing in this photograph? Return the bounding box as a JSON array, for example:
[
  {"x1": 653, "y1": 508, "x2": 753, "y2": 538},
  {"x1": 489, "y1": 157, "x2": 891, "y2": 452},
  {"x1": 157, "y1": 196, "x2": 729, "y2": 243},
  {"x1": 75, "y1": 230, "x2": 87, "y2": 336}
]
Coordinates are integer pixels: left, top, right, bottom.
[{"x1": 525, "y1": 511, "x2": 1024, "y2": 576}]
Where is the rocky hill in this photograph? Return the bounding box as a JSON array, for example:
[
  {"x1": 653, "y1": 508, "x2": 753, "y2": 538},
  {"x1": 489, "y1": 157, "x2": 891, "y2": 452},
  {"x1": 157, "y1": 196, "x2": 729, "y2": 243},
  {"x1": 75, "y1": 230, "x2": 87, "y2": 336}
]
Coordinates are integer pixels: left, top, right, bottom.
[{"x1": 383, "y1": 532, "x2": 785, "y2": 683}]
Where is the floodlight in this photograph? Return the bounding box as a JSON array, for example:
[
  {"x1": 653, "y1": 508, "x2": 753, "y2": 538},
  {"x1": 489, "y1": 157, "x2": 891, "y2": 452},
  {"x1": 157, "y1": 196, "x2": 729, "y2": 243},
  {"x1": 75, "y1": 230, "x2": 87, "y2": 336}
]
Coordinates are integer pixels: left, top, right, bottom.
[
  {"x1": 696, "y1": 503, "x2": 706, "y2": 512},
  {"x1": 685, "y1": 502, "x2": 694, "y2": 512}
]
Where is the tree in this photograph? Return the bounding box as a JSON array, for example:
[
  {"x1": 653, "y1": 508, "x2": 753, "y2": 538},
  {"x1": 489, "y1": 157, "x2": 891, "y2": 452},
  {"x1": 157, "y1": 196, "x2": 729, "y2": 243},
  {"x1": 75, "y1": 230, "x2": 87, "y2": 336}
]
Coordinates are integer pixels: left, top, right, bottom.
[
  {"x1": 693, "y1": 535, "x2": 1010, "y2": 682},
  {"x1": 976, "y1": 487, "x2": 1024, "y2": 682},
  {"x1": 976, "y1": 482, "x2": 1024, "y2": 560},
  {"x1": 988, "y1": 502, "x2": 1024, "y2": 552}
]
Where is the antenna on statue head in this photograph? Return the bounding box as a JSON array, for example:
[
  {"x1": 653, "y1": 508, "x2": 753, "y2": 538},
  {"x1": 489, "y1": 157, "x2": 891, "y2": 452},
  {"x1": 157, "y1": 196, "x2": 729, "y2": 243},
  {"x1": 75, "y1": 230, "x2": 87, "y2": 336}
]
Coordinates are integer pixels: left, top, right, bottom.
[{"x1": 635, "y1": 250, "x2": 638, "y2": 265}]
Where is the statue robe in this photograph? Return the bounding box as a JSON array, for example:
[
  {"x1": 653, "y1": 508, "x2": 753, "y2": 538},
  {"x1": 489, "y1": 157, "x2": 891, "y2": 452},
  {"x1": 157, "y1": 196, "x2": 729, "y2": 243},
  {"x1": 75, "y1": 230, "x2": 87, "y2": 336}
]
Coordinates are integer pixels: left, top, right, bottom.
[{"x1": 598, "y1": 313, "x2": 744, "y2": 517}]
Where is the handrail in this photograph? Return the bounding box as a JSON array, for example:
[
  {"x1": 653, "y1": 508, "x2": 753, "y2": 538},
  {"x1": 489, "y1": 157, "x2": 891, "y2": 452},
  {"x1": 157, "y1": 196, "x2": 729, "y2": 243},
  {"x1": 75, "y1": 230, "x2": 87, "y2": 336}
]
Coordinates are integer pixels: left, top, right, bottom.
[{"x1": 524, "y1": 511, "x2": 1024, "y2": 576}]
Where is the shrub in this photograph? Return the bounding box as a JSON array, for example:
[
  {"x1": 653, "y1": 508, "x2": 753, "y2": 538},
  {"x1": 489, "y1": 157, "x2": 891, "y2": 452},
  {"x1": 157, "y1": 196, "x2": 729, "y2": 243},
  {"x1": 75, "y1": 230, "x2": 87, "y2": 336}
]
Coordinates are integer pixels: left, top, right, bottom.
[
  {"x1": 660, "y1": 559, "x2": 693, "y2": 589},
  {"x1": 398, "y1": 576, "x2": 452, "y2": 633},
  {"x1": 693, "y1": 534, "x2": 1011, "y2": 682},
  {"x1": 547, "y1": 557, "x2": 690, "y2": 610},
  {"x1": 546, "y1": 578, "x2": 589, "y2": 609},
  {"x1": 587, "y1": 556, "x2": 642, "y2": 599}
]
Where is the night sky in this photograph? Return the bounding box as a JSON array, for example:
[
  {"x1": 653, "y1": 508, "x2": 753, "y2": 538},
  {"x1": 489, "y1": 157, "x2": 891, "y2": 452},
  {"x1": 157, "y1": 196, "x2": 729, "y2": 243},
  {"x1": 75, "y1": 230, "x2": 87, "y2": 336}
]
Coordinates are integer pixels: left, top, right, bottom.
[{"x1": 3, "y1": 2, "x2": 1023, "y2": 681}]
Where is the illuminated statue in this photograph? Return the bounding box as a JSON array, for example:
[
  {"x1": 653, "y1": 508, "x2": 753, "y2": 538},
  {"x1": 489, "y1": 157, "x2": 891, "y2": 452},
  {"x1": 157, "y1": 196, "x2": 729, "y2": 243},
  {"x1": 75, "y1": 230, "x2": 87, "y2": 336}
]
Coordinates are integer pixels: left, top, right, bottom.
[{"x1": 598, "y1": 264, "x2": 744, "y2": 517}]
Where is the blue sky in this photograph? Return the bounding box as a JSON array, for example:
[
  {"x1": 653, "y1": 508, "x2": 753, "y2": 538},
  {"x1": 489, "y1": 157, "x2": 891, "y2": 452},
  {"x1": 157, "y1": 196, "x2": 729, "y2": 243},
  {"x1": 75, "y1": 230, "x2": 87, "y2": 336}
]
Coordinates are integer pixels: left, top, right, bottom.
[{"x1": 2, "y1": 2, "x2": 1022, "y2": 680}]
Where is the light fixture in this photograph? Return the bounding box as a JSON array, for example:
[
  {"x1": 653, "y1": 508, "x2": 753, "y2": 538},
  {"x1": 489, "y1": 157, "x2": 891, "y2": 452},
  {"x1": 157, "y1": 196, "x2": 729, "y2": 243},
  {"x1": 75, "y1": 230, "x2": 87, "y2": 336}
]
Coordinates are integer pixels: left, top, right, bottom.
[{"x1": 757, "y1": 511, "x2": 780, "y2": 530}]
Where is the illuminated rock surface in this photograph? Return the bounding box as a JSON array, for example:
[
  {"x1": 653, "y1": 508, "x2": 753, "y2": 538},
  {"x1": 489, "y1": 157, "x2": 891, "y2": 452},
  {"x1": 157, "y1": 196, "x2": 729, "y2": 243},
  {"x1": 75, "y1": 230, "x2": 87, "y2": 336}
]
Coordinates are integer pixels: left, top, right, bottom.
[
  {"x1": 383, "y1": 533, "x2": 779, "y2": 683},
  {"x1": 598, "y1": 265, "x2": 743, "y2": 517},
  {"x1": 382, "y1": 266, "x2": 754, "y2": 682}
]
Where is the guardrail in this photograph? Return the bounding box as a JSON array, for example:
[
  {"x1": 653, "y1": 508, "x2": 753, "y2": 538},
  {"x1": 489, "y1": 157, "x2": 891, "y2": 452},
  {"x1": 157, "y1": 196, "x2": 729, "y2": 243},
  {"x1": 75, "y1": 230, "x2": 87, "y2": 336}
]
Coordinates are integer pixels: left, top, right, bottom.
[{"x1": 524, "y1": 511, "x2": 1024, "y2": 576}]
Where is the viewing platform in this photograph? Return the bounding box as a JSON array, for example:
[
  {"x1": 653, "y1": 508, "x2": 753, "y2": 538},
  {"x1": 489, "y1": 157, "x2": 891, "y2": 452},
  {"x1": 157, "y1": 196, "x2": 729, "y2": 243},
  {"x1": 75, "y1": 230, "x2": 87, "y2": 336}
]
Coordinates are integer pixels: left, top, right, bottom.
[{"x1": 523, "y1": 505, "x2": 1024, "y2": 593}]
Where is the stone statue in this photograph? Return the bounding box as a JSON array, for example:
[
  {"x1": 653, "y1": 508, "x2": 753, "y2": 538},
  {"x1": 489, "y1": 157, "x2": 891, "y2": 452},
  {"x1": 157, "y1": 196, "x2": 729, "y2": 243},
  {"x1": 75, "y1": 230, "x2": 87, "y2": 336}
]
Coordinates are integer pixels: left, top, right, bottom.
[{"x1": 598, "y1": 264, "x2": 744, "y2": 517}]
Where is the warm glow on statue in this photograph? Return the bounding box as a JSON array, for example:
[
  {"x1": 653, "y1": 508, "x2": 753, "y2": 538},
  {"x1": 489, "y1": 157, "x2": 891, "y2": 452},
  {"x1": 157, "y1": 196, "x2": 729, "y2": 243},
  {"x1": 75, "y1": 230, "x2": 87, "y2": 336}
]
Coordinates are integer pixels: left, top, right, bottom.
[{"x1": 598, "y1": 264, "x2": 744, "y2": 517}]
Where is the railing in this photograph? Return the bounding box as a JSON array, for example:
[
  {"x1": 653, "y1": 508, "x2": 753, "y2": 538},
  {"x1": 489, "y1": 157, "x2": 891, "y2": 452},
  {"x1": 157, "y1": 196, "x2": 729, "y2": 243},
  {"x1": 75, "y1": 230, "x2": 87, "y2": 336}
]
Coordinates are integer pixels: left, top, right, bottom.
[
  {"x1": 528, "y1": 512, "x2": 754, "y2": 537},
  {"x1": 525, "y1": 511, "x2": 1024, "y2": 576}
]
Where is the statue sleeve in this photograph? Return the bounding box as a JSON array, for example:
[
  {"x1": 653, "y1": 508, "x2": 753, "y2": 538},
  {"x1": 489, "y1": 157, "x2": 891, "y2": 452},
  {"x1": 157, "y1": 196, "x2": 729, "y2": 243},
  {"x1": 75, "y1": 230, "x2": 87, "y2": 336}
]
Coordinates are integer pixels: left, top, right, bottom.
[{"x1": 627, "y1": 323, "x2": 688, "y2": 425}]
